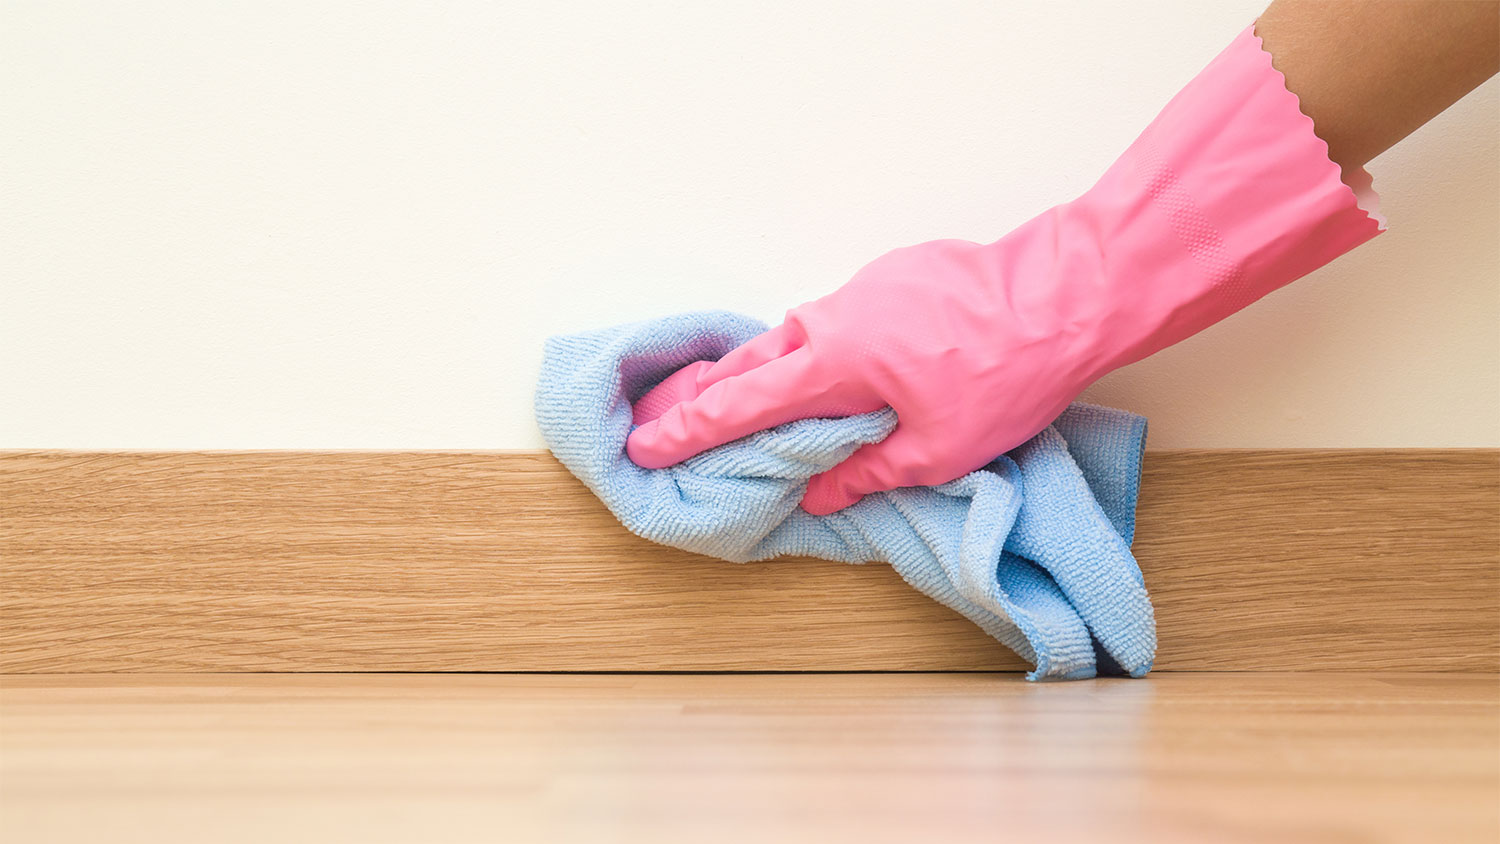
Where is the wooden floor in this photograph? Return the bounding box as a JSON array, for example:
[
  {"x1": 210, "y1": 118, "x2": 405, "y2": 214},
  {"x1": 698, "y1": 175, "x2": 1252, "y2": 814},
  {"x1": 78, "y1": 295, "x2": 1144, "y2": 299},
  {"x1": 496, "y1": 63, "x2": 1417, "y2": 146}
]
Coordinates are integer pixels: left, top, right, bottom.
[{"x1": 2, "y1": 672, "x2": 1495, "y2": 844}]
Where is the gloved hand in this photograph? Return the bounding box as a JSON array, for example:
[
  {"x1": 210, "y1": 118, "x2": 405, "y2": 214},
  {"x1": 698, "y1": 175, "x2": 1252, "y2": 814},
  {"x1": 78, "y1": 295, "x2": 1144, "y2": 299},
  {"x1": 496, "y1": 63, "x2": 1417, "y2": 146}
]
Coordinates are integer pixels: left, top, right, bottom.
[
  {"x1": 627, "y1": 238, "x2": 1119, "y2": 515},
  {"x1": 627, "y1": 25, "x2": 1383, "y2": 515}
]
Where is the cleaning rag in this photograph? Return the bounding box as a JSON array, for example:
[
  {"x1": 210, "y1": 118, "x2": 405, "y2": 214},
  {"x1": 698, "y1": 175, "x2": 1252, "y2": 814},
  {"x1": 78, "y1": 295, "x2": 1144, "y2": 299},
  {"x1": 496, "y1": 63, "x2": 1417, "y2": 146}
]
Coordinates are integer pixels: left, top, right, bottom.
[{"x1": 534, "y1": 311, "x2": 1156, "y2": 680}]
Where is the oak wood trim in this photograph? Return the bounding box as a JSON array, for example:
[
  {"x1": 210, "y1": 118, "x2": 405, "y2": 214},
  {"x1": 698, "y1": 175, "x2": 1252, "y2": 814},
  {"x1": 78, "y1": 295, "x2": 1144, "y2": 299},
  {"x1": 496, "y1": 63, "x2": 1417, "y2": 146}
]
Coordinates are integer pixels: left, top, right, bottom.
[{"x1": 1, "y1": 449, "x2": 1495, "y2": 673}]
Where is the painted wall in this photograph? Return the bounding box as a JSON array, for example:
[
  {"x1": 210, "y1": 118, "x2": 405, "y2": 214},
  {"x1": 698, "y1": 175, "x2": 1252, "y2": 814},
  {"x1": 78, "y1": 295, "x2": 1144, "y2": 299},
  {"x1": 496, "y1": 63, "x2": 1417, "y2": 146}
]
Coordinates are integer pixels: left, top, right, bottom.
[{"x1": 4, "y1": 0, "x2": 1496, "y2": 448}]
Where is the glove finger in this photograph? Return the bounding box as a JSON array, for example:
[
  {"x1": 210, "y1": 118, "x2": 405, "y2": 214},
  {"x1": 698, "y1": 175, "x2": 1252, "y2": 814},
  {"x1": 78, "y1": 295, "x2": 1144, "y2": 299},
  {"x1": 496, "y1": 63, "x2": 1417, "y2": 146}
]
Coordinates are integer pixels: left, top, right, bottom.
[
  {"x1": 626, "y1": 347, "x2": 833, "y2": 469},
  {"x1": 696, "y1": 321, "x2": 804, "y2": 384},
  {"x1": 800, "y1": 425, "x2": 959, "y2": 514},
  {"x1": 630, "y1": 323, "x2": 804, "y2": 426},
  {"x1": 632, "y1": 360, "x2": 714, "y2": 426}
]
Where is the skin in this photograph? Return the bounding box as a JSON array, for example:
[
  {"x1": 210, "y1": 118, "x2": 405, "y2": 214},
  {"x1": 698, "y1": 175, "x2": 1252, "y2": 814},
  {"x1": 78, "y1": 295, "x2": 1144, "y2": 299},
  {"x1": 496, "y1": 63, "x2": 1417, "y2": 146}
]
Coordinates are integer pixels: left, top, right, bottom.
[{"x1": 1256, "y1": 0, "x2": 1500, "y2": 173}]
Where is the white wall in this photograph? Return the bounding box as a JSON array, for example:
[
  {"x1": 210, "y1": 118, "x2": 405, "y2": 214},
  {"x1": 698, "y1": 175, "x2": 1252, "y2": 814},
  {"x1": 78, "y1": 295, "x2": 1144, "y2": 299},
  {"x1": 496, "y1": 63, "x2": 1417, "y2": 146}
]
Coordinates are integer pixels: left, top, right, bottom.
[{"x1": 3, "y1": 0, "x2": 1496, "y2": 449}]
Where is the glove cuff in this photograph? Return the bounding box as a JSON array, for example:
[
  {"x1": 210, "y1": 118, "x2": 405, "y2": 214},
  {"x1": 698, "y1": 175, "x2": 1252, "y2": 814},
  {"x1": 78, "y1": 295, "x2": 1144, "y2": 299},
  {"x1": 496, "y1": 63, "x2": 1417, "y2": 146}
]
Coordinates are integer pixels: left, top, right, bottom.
[{"x1": 1069, "y1": 23, "x2": 1385, "y2": 374}]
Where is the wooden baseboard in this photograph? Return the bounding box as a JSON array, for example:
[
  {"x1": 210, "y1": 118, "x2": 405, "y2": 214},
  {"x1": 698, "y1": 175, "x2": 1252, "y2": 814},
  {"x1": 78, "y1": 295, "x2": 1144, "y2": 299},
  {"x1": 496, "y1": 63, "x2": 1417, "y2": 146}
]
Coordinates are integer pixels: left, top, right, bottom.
[{"x1": 1, "y1": 450, "x2": 1495, "y2": 673}]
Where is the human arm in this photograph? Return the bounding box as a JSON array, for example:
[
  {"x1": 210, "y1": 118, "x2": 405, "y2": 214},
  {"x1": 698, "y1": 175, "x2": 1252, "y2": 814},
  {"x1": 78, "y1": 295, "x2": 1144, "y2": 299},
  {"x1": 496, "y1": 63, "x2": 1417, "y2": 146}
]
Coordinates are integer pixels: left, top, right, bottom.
[{"x1": 1257, "y1": 0, "x2": 1498, "y2": 172}]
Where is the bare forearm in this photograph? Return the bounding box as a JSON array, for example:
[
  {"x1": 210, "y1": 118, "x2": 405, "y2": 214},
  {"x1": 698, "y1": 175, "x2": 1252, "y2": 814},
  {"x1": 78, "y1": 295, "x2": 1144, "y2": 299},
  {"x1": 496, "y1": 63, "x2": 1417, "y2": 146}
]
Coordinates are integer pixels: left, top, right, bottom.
[{"x1": 1256, "y1": 0, "x2": 1499, "y2": 172}]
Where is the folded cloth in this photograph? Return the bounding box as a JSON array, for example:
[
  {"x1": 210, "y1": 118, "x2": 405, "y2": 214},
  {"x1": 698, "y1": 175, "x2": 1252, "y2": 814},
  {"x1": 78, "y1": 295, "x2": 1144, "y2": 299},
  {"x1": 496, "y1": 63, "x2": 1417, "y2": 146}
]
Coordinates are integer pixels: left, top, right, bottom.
[{"x1": 534, "y1": 311, "x2": 1156, "y2": 680}]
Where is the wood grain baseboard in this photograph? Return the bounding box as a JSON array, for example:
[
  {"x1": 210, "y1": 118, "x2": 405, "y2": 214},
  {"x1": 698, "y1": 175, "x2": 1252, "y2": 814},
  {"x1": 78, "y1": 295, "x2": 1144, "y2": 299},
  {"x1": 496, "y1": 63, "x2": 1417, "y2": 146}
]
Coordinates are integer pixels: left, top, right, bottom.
[{"x1": 1, "y1": 449, "x2": 1495, "y2": 673}]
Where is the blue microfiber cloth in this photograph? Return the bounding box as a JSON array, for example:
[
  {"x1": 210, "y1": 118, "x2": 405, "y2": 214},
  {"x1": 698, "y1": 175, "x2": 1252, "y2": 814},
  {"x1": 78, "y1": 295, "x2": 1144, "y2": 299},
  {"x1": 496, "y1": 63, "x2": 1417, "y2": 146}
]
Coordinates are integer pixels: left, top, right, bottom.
[{"x1": 535, "y1": 311, "x2": 1156, "y2": 680}]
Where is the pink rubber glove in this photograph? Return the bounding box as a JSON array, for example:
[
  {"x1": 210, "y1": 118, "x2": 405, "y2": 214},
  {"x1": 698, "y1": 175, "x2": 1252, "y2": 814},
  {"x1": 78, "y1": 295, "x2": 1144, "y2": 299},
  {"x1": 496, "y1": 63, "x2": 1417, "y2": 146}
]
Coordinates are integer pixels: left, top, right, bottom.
[{"x1": 627, "y1": 25, "x2": 1383, "y2": 515}]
